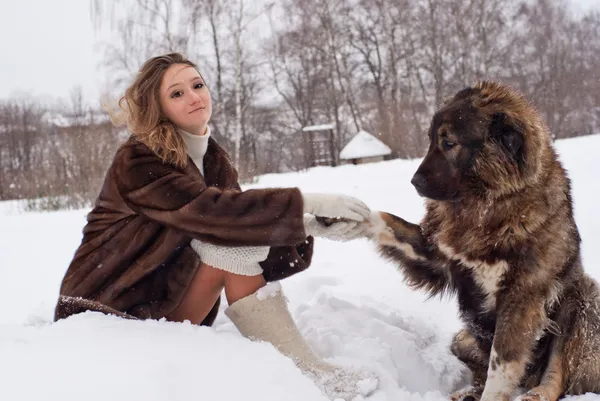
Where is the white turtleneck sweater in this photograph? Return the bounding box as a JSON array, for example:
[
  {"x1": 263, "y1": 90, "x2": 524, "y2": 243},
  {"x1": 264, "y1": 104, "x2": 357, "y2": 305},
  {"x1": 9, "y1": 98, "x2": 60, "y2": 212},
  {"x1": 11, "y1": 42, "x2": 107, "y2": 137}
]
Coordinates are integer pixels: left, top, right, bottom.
[
  {"x1": 179, "y1": 127, "x2": 270, "y2": 276},
  {"x1": 179, "y1": 127, "x2": 210, "y2": 177}
]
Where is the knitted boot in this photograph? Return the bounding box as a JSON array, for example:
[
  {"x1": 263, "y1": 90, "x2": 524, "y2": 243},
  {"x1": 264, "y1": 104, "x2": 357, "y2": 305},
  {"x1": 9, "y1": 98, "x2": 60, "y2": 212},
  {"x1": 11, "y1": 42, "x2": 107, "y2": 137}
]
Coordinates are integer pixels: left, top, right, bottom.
[{"x1": 225, "y1": 282, "x2": 378, "y2": 400}]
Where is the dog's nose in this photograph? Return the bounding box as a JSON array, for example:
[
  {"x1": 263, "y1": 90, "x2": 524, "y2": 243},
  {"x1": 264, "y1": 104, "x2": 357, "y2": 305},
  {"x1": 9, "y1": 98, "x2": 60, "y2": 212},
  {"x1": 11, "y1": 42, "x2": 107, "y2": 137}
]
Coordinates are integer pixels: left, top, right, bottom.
[{"x1": 411, "y1": 173, "x2": 427, "y2": 189}]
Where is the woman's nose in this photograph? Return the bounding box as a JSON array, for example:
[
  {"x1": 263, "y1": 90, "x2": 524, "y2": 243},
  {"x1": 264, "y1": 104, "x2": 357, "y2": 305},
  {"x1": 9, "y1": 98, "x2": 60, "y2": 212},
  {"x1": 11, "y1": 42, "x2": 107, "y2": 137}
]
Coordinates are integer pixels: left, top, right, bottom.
[{"x1": 188, "y1": 91, "x2": 201, "y2": 104}]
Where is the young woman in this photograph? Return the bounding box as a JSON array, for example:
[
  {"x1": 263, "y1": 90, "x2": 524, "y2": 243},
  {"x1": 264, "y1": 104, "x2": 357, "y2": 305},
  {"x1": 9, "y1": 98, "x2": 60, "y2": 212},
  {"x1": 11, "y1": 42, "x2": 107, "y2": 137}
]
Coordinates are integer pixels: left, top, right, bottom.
[{"x1": 53, "y1": 53, "x2": 376, "y2": 400}]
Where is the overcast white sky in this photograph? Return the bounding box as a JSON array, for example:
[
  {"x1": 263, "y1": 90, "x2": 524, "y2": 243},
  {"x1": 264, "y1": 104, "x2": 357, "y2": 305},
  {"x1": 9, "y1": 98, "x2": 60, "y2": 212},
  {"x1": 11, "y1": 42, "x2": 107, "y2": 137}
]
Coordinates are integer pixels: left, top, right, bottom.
[
  {"x1": 0, "y1": 0, "x2": 598, "y2": 107},
  {"x1": 0, "y1": 0, "x2": 106, "y2": 105}
]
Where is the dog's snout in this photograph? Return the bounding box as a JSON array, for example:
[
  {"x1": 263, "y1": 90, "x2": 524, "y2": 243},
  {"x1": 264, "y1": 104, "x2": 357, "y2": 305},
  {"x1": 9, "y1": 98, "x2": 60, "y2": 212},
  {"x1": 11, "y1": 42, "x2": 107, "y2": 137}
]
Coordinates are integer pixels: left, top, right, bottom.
[{"x1": 411, "y1": 173, "x2": 427, "y2": 189}]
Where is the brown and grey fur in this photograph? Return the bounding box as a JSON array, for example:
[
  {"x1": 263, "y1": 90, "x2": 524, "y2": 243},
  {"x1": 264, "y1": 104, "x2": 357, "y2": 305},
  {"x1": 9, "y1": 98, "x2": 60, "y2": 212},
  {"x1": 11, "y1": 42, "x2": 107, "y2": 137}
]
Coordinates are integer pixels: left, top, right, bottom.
[{"x1": 367, "y1": 81, "x2": 600, "y2": 401}]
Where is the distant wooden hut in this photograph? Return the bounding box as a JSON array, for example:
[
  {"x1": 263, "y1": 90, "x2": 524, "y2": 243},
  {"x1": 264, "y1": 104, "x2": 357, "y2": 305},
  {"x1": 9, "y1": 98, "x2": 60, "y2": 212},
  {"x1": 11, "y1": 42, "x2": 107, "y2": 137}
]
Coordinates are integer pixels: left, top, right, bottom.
[{"x1": 340, "y1": 130, "x2": 392, "y2": 165}]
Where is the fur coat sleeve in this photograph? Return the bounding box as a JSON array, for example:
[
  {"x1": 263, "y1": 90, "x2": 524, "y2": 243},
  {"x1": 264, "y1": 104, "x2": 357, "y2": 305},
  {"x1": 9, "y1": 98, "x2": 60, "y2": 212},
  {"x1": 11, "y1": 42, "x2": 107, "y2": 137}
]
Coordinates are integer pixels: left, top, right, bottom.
[{"x1": 114, "y1": 139, "x2": 307, "y2": 247}]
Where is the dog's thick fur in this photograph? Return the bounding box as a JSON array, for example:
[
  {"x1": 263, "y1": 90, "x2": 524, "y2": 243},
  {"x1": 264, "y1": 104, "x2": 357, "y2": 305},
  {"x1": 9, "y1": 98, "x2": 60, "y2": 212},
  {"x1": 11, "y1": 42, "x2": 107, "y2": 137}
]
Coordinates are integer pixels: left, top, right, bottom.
[{"x1": 368, "y1": 81, "x2": 600, "y2": 401}]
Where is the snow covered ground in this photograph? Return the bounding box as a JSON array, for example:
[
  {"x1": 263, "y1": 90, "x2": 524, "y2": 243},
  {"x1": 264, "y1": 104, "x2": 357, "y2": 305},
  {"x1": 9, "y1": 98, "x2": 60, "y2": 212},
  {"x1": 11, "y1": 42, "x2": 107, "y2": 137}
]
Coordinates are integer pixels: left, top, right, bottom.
[{"x1": 1, "y1": 134, "x2": 599, "y2": 401}]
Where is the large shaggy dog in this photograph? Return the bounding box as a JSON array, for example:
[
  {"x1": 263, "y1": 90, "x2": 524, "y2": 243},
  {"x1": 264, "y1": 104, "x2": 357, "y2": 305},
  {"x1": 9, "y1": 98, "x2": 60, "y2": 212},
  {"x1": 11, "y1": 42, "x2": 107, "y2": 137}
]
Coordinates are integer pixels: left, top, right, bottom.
[{"x1": 366, "y1": 81, "x2": 600, "y2": 401}]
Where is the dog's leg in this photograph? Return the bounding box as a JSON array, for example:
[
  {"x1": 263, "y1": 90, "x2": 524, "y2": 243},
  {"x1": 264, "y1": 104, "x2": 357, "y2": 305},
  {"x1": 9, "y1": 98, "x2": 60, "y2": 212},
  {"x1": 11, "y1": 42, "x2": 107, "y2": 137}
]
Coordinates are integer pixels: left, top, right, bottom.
[
  {"x1": 479, "y1": 292, "x2": 548, "y2": 401},
  {"x1": 561, "y1": 280, "x2": 600, "y2": 395},
  {"x1": 450, "y1": 329, "x2": 489, "y2": 401},
  {"x1": 368, "y1": 211, "x2": 452, "y2": 297},
  {"x1": 517, "y1": 344, "x2": 565, "y2": 401},
  {"x1": 451, "y1": 387, "x2": 484, "y2": 401},
  {"x1": 451, "y1": 329, "x2": 490, "y2": 387},
  {"x1": 520, "y1": 278, "x2": 600, "y2": 400}
]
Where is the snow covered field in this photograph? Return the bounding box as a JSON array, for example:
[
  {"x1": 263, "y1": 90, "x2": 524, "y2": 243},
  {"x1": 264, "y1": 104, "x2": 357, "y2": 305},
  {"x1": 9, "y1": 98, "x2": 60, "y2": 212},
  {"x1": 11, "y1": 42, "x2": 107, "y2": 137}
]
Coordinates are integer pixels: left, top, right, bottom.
[{"x1": 1, "y1": 134, "x2": 599, "y2": 401}]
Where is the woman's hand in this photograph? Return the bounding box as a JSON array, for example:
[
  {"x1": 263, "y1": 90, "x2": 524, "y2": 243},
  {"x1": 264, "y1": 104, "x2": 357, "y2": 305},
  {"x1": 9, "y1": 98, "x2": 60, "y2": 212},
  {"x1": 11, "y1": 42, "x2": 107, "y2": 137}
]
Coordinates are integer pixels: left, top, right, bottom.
[
  {"x1": 303, "y1": 214, "x2": 368, "y2": 242},
  {"x1": 301, "y1": 193, "x2": 370, "y2": 222}
]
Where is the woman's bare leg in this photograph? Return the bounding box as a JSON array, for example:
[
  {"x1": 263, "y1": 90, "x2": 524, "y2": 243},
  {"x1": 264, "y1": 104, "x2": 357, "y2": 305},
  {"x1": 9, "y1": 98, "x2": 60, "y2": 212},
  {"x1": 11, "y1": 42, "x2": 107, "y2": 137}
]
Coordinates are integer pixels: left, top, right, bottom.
[
  {"x1": 166, "y1": 263, "x2": 225, "y2": 325},
  {"x1": 166, "y1": 263, "x2": 267, "y2": 324}
]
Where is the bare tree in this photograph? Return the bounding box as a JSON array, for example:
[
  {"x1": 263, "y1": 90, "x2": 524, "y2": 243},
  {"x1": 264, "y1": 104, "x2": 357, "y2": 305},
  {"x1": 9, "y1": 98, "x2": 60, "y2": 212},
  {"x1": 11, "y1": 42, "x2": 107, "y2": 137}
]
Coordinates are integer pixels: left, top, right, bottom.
[
  {"x1": 91, "y1": 0, "x2": 197, "y2": 91},
  {"x1": 345, "y1": 0, "x2": 420, "y2": 156},
  {"x1": 508, "y1": 0, "x2": 600, "y2": 138}
]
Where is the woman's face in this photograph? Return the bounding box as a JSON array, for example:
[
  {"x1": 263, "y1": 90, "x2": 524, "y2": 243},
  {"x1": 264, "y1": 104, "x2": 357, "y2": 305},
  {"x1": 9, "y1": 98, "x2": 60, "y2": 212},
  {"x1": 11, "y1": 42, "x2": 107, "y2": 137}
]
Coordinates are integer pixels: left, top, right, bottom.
[{"x1": 159, "y1": 63, "x2": 212, "y2": 135}]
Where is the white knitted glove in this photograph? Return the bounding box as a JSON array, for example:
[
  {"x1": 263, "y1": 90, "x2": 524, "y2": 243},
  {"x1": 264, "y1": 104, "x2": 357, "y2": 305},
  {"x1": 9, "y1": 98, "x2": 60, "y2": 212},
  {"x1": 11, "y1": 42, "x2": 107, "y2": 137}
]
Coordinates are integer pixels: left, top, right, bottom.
[
  {"x1": 301, "y1": 192, "x2": 370, "y2": 222},
  {"x1": 190, "y1": 239, "x2": 270, "y2": 276},
  {"x1": 303, "y1": 214, "x2": 368, "y2": 242}
]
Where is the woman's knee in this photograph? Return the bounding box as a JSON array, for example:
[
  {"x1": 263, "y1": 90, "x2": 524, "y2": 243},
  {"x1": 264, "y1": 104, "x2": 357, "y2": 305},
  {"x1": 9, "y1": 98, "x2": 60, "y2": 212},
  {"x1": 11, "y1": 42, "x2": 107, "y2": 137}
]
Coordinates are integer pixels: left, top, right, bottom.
[
  {"x1": 196, "y1": 262, "x2": 227, "y2": 287},
  {"x1": 223, "y1": 272, "x2": 266, "y2": 304},
  {"x1": 166, "y1": 263, "x2": 225, "y2": 324}
]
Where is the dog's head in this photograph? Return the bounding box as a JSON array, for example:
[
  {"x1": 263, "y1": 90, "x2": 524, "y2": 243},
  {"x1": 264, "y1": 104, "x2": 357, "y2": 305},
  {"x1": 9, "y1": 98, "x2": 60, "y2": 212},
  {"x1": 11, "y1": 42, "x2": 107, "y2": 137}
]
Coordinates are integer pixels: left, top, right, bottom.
[{"x1": 411, "y1": 80, "x2": 550, "y2": 201}]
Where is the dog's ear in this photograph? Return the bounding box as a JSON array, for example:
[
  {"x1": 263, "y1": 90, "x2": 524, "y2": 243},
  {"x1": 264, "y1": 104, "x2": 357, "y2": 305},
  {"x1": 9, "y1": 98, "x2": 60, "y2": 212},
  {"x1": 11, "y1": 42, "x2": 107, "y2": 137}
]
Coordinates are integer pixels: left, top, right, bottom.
[{"x1": 490, "y1": 112, "x2": 524, "y2": 167}]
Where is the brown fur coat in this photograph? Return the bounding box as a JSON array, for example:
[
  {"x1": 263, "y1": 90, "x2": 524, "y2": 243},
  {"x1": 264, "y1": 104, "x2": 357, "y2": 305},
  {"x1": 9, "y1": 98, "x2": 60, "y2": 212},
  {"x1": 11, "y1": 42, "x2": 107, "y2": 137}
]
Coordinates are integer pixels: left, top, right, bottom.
[{"x1": 54, "y1": 136, "x2": 314, "y2": 325}]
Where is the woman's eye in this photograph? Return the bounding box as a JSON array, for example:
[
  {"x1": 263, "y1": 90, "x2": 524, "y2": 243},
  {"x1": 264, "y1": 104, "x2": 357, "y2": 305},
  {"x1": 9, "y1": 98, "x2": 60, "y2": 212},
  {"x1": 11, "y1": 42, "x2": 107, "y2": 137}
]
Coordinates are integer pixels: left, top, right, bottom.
[
  {"x1": 442, "y1": 138, "x2": 456, "y2": 150},
  {"x1": 171, "y1": 90, "x2": 183, "y2": 98},
  {"x1": 194, "y1": 82, "x2": 204, "y2": 89}
]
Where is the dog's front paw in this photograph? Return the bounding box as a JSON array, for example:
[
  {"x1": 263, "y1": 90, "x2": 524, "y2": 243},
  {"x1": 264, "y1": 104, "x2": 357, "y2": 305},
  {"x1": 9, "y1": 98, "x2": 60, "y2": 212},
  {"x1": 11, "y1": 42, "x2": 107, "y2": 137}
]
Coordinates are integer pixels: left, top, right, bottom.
[
  {"x1": 363, "y1": 211, "x2": 392, "y2": 240},
  {"x1": 515, "y1": 390, "x2": 551, "y2": 401},
  {"x1": 480, "y1": 392, "x2": 510, "y2": 401},
  {"x1": 450, "y1": 386, "x2": 483, "y2": 401}
]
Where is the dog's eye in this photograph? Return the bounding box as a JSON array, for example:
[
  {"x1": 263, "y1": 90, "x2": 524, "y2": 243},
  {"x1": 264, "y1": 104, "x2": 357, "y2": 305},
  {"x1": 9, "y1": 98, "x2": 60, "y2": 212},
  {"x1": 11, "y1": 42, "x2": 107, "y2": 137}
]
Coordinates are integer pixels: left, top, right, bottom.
[{"x1": 442, "y1": 138, "x2": 456, "y2": 150}]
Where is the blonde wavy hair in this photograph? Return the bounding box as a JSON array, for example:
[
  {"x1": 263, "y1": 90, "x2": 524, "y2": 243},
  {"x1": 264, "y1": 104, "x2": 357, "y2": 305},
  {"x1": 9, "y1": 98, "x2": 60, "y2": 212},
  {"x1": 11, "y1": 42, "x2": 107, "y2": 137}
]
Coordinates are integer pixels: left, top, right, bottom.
[{"x1": 105, "y1": 53, "x2": 205, "y2": 168}]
